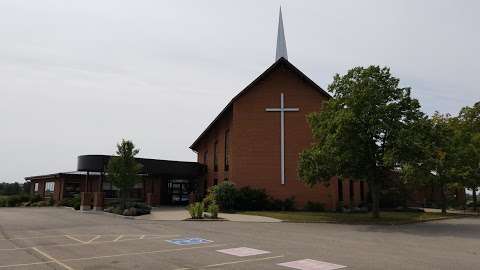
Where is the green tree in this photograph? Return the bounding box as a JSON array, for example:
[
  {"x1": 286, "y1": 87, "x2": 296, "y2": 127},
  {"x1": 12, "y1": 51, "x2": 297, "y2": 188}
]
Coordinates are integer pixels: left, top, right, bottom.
[
  {"x1": 107, "y1": 139, "x2": 143, "y2": 209},
  {"x1": 456, "y1": 102, "x2": 480, "y2": 210},
  {"x1": 298, "y1": 66, "x2": 423, "y2": 218},
  {"x1": 402, "y1": 113, "x2": 463, "y2": 215}
]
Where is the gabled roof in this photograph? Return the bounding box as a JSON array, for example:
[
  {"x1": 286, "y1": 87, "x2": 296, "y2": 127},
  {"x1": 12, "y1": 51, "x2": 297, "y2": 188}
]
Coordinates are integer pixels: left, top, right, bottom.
[{"x1": 189, "y1": 57, "x2": 331, "y2": 150}]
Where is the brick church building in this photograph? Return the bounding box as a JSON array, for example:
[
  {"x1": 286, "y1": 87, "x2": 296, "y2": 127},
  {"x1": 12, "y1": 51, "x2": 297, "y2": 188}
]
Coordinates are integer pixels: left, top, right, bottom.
[
  {"x1": 189, "y1": 10, "x2": 363, "y2": 210},
  {"x1": 190, "y1": 56, "x2": 356, "y2": 209}
]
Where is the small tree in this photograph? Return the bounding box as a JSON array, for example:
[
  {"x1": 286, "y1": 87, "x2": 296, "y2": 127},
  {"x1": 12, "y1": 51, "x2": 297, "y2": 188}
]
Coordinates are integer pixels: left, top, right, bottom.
[
  {"x1": 298, "y1": 66, "x2": 423, "y2": 218},
  {"x1": 107, "y1": 139, "x2": 143, "y2": 209}
]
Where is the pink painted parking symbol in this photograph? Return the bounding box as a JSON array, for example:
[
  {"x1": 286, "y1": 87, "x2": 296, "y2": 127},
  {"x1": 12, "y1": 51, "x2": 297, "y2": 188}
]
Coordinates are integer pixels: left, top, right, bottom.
[
  {"x1": 217, "y1": 247, "x2": 271, "y2": 257},
  {"x1": 278, "y1": 259, "x2": 346, "y2": 270}
]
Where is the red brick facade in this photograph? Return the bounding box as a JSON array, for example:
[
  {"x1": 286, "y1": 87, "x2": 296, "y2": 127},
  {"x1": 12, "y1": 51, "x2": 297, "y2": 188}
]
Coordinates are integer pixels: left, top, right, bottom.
[{"x1": 191, "y1": 59, "x2": 368, "y2": 209}]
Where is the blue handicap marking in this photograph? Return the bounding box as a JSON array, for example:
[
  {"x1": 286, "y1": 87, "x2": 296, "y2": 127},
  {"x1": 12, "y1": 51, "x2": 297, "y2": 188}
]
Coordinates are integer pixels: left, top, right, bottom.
[{"x1": 166, "y1": 237, "x2": 213, "y2": 246}]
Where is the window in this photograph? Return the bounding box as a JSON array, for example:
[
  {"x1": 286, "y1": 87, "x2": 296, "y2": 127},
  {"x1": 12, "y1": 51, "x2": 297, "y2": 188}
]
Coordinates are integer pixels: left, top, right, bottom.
[
  {"x1": 224, "y1": 130, "x2": 230, "y2": 171},
  {"x1": 213, "y1": 140, "x2": 218, "y2": 172},
  {"x1": 203, "y1": 151, "x2": 208, "y2": 165},
  {"x1": 34, "y1": 183, "x2": 39, "y2": 192},
  {"x1": 337, "y1": 179, "x2": 343, "y2": 202},
  {"x1": 349, "y1": 180, "x2": 354, "y2": 201},
  {"x1": 360, "y1": 181, "x2": 365, "y2": 201},
  {"x1": 45, "y1": 182, "x2": 55, "y2": 193},
  {"x1": 213, "y1": 178, "x2": 218, "y2": 186}
]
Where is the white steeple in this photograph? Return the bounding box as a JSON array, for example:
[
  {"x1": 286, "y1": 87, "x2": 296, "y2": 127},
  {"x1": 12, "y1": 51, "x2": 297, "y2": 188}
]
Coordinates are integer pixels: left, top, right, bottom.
[{"x1": 275, "y1": 7, "x2": 288, "y2": 61}]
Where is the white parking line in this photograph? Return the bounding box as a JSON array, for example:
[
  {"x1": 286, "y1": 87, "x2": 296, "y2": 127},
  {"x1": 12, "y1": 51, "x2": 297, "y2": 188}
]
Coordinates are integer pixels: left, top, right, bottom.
[
  {"x1": 0, "y1": 234, "x2": 161, "y2": 241},
  {"x1": 0, "y1": 244, "x2": 227, "y2": 268},
  {"x1": 64, "y1": 235, "x2": 87, "y2": 244},
  {"x1": 0, "y1": 261, "x2": 55, "y2": 268},
  {"x1": 0, "y1": 235, "x2": 70, "y2": 241},
  {"x1": 0, "y1": 234, "x2": 180, "y2": 251},
  {"x1": 32, "y1": 247, "x2": 75, "y2": 270},
  {"x1": 113, "y1": 235, "x2": 123, "y2": 242},
  {"x1": 86, "y1": 235, "x2": 101, "y2": 244},
  {"x1": 203, "y1": 255, "x2": 285, "y2": 268},
  {"x1": 62, "y1": 244, "x2": 228, "y2": 263},
  {"x1": 173, "y1": 255, "x2": 285, "y2": 269}
]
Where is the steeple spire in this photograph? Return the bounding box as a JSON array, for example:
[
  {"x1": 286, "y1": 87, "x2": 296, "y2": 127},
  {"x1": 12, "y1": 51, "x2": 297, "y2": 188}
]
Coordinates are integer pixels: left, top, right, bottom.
[{"x1": 275, "y1": 7, "x2": 288, "y2": 61}]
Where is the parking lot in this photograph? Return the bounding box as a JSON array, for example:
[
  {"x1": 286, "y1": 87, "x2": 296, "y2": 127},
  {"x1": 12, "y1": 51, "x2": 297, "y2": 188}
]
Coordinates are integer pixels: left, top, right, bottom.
[{"x1": 0, "y1": 208, "x2": 479, "y2": 270}]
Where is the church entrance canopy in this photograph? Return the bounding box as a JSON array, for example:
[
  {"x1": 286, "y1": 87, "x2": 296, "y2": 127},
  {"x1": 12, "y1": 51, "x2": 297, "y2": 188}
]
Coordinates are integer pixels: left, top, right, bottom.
[{"x1": 77, "y1": 155, "x2": 205, "y2": 179}]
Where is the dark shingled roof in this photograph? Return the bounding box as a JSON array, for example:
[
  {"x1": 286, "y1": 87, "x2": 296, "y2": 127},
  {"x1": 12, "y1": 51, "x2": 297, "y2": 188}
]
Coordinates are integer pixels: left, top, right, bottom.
[
  {"x1": 25, "y1": 155, "x2": 206, "y2": 180},
  {"x1": 77, "y1": 155, "x2": 205, "y2": 178},
  {"x1": 189, "y1": 57, "x2": 331, "y2": 150}
]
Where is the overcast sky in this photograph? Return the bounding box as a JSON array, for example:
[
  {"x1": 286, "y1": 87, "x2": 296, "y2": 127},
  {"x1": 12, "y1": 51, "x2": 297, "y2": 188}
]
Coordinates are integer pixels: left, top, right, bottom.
[{"x1": 1, "y1": 0, "x2": 479, "y2": 182}]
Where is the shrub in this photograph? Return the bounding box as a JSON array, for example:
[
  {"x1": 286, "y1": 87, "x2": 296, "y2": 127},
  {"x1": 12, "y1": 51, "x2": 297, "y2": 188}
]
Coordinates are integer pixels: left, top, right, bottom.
[
  {"x1": 336, "y1": 201, "x2": 344, "y2": 212},
  {"x1": 112, "y1": 207, "x2": 123, "y2": 215},
  {"x1": 103, "y1": 201, "x2": 151, "y2": 216},
  {"x1": 235, "y1": 187, "x2": 269, "y2": 211},
  {"x1": 202, "y1": 189, "x2": 216, "y2": 209},
  {"x1": 267, "y1": 196, "x2": 296, "y2": 211},
  {"x1": 304, "y1": 201, "x2": 325, "y2": 212},
  {"x1": 123, "y1": 207, "x2": 138, "y2": 216},
  {"x1": 202, "y1": 184, "x2": 300, "y2": 212},
  {"x1": 284, "y1": 197, "x2": 296, "y2": 210},
  {"x1": 0, "y1": 194, "x2": 38, "y2": 207},
  {"x1": 125, "y1": 202, "x2": 152, "y2": 215},
  {"x1": 208, "y1": 203, "x2": 219, "y2": 219},
  {"x1": 188, "y1": 202, "x2": 204, "y2": 219},
  {"x1": 61, "y1": 195, "x2": 81, "y2": 210},
  {"x1": 209, "y1": 181, "x2": 237, "y2": 212},
  {"x1": 267, "y1": 198, "x2": 282, "y2": 211},
  {"x1": 47, "y1": 197, "x2": 55, "y2": 206},
  {"x1": 31, "y1": 200, "x2": 49, "y2": 207}
]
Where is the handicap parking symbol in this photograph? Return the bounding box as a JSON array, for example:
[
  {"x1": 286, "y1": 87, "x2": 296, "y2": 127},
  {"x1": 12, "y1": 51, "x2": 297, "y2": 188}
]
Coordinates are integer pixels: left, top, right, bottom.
[{"x1": 166, "y1": 237, "x2": 213, "y2": 246}]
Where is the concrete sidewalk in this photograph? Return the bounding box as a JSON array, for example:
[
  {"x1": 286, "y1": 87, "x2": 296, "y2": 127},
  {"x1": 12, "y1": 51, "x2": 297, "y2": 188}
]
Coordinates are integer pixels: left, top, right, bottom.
[
  {"x1": 423, "y1": 207, "x2": 480, "y2": 215},
  {"x1": 137, "y1": 206, "x2": 281, "y2": 222}
]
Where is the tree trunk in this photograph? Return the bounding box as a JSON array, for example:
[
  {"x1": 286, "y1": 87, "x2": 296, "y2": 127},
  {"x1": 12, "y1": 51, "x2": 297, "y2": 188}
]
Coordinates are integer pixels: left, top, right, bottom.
[
  {"x1": 473, "y1": 186, "x2": 478, "y2": 212},
  {"x1": 369, "y1": 181, "x2": 380, "y2": 218},
  {"x1": 120, "y1": 189, "x2": 127, "y2": 210},
  {"x1": 440, "y1": 183, "x2": 447, "y2": 215}
]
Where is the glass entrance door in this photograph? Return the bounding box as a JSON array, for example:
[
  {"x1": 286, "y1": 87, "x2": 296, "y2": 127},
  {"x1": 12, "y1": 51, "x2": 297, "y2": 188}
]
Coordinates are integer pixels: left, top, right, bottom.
[{"x1": 167, "y1": 179, "x2": 190, "y2": 205}]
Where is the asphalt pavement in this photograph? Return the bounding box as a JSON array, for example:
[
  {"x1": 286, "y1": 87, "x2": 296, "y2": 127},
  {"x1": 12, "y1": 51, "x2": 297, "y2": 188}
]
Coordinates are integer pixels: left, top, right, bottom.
[{"x1": 0, "y1": 207, "x2": 478, "y2": 270}]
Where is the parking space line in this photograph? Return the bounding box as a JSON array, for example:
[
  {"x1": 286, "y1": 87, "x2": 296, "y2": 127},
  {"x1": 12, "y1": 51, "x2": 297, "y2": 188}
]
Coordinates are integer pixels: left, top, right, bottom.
[
  {"x1": 172, "y1": 255, "x2": 285, "y2": 270},
  {"x1": 0, "y1": 260, "x2": 53, "y2": 268},
  {"x1": 86, "y1": 235, "x2": 101, "y2": 243},
  {"x1": 62, "y1": 244, "x2": 227, "y2": 263},
  {"x1": 202, "y1": 255, "x2": 285, "y2": 268},
  {"x1": 0, "y1": 244, "x2": 226, "y2": 268},
  {"x1": 65, "y1": 235, "x2": 87, "y2": 244},
  {"x1": 113, "y1": 235, "x2": 123, "y2": 242},
  {"x1": 0, "y1": 234, "x2": 181, "y2": 251},
  {"x1": 32, "y1": 247, "x2": 75, "y2": 270},
  {"x1": 1, "y1": 234, "x2": 177, "y2": 241},
  {"x1": 0, "y1": 235, "x2": 71, "y2": 241}
]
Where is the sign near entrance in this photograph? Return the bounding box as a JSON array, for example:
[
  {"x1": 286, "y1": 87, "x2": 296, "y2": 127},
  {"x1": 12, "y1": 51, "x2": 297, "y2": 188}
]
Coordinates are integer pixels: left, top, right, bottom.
[{"x1": 166, "y1": 237, "x2": 213, "y2": 246}]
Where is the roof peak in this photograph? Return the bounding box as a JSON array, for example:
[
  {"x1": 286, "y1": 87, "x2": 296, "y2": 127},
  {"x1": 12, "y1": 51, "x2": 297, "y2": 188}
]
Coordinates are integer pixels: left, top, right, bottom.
[{"x1": 275, "y1": 7, "x2": 288, "y2": 61}]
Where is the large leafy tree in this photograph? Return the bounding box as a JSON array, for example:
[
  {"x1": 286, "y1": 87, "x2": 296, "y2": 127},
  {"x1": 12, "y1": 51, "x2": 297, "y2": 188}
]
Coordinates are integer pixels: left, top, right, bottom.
[
  {"x1": 456, "y1": 102, "x2": 480, "y2": 210},
  {"x1": 298, "y1": 66, "x2": 423, "y2": 218},
  {"x1": 402, "y1": 113, "x2": 463, "y2": 215},
  {"x1": 107, "y1": 139, "x2": 143, "y2": 209}
]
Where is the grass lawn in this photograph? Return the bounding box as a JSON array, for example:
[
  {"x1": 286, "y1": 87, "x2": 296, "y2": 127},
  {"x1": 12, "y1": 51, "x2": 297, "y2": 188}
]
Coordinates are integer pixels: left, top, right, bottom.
[{"x1": 241, "y1": 211, "x2": 466, "y2": 225}]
